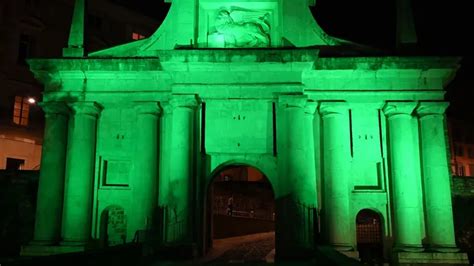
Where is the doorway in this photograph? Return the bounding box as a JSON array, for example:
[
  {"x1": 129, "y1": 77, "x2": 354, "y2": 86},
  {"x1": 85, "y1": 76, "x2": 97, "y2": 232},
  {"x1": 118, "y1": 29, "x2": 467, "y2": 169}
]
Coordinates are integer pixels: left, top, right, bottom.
[
  {"x1": 100, "y1": 206, "x2": 127, "y2": 247},
  {"x1": 356, "y1": 209, "x2": 384, "y2": 265},
  {"x1": 205, "y1": 165, "x2": 275, "y2": 262}
]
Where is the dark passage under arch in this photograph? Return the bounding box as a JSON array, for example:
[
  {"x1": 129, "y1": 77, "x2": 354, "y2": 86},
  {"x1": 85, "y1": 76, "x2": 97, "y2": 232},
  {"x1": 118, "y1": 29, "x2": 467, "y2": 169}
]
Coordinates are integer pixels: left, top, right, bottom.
[
  {"x1": 356, "y1": 209, "x2": 384, "y2": 265},
  {"x1": 205, "y1": 165, "x2": 275, "y2": 262}
]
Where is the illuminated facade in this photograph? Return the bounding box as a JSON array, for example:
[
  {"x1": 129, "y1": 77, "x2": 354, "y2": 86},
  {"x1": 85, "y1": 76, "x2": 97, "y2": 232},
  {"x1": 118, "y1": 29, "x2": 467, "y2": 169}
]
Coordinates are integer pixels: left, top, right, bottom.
[{"x1": 23, "y1": 0, "x2": 469, "y2": 264}]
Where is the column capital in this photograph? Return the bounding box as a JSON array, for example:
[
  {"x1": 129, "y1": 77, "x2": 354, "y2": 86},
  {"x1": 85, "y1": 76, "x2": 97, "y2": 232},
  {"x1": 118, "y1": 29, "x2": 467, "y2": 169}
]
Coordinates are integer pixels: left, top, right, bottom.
[
  {"x1": 170, "y1": 95, "x2": 199, "y2": 109},
  {"x1": 38, "y1": 102, "x2": 69, "y2": 116},
  {"x1": 278, "y1": 95, "x2": 308, "y2": 108},
  {"x1": 382, "y1": 101, "x2": 417, "y2": 117},
  {"x1": 304, "y1": 101, "x2": 318, "y2": 116},
  {"x1": 416, "y1": 102, "x2": 449, "y2": 117},
  {"x1": 318, "y1": 101, "x2": 348, "y2": 116},
  {"x1": 68, "y1": 102, "x2": 103, "y2": 117},
  {"x1": 135, "y1": 102, "x2": 161, "y2": 115},
  {"x1": 161, "y1": 102, "x2": 173, "y2": 115}
]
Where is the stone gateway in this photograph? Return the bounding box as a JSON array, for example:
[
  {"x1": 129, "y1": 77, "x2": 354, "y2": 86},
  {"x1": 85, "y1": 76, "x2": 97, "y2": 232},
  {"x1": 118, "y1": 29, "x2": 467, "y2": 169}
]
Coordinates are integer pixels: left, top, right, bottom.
[{"x1": 23, "y1": 0, "x2": 469, "y2": 264}]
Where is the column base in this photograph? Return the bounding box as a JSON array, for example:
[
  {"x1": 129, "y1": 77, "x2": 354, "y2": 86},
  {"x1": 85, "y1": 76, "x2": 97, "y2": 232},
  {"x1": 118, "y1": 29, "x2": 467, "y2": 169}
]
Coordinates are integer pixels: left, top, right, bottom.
[
  {"x1": 331, "y1": 243, "x2": 354, "y2": 252},
  {"x1": 28, "y1": 239, "x2": 57, "y2": 246},
  {"x1": 392, "y1": 251, "x2": 469, "y2": 265},
  {"x1": 60, "y1": 240, "x2": 88, "y2": 246},
  {"x1": 394, "y1": 244, "x2": 425, "y2": 253},
  {"x1": 429, "y1": 245, "x2": 460, "y2": 253},
  {"x1": 20, "y1": 244, "x2": 85, "y2": 257}
]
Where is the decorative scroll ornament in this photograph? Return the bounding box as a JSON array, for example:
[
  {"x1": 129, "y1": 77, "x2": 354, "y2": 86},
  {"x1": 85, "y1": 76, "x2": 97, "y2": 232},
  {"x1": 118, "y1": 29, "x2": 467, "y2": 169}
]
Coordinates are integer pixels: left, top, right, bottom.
[{"x1": 211, "y1": 7, "x2": 271, "y2": 48}]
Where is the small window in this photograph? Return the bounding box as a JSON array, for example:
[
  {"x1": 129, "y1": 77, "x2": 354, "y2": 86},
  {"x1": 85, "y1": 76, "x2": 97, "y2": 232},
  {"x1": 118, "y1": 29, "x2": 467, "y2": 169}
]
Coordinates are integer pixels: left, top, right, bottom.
[
  {"x1": 132, "y1": 32, "x2": 146, "y2": 40},
  {"x1": 6, "y1": 158, "x2": 25, "y2": 170},
  {"x1": 457, "y1": 164, "x2": 465, "y2": 176},
  {"x1": 13, "y1": 96, "x2": 30, "y2": 126},
  {"x1": 455, "y1": 144, "x2": 464, "y2": 157},
  {"x1": 469, "y1": 164, "x2": 474, "y2": 177}
]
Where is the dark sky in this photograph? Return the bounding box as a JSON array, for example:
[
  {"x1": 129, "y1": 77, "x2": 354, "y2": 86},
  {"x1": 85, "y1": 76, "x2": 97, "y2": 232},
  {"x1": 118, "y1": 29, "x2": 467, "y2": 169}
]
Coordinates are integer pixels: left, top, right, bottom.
[{"x1": 126, "y1": 0, "x2": 472, "y2": 118}]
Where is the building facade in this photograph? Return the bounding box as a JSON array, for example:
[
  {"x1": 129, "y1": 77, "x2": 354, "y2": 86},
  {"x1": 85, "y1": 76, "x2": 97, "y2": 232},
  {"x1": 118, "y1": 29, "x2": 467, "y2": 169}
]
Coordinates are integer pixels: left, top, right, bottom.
[
  {"x1": 23, "y1": 0, "x2": 468, "y2": 264},
  {"x1": 0, "y1": 0, "x2": 158, "y2": 170},
  {"x1": 449, "y1": 118, "x2": 474, "y2": 177}
]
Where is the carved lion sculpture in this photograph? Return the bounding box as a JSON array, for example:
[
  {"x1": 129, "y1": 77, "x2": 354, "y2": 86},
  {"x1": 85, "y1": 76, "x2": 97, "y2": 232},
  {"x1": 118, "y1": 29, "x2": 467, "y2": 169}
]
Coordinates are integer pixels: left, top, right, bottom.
[{"x1": 213, "y1": 9, "x2": 271, "y2": 48}]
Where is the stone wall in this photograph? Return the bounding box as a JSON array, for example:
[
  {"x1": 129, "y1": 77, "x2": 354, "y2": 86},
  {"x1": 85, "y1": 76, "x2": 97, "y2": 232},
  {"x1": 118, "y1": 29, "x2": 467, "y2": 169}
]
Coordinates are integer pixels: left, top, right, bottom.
[
  {"x1": 451, "y1": 176, "x2": 474, "y2": 263},
  {"x1": 452, "y1": 176, "x2": 474, "y2": 197},
  {"x1": 0, "y1": 170, "x2": 38, "y2": 257}
]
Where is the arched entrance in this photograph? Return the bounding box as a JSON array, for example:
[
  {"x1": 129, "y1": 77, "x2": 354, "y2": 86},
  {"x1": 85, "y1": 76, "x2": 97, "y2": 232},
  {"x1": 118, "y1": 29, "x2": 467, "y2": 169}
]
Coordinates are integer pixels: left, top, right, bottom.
[
  {"x1": 205, "y1": 165, "x2": 276, "y2": 262},
  {"x1": 356, "y1": 209, "x2": 384, "y2": 265}
]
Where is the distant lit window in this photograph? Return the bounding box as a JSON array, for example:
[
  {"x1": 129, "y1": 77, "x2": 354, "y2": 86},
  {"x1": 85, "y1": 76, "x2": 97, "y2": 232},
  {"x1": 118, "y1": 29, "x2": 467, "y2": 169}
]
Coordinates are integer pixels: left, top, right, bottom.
[
  {"x1": 455, "y1": 144, "x2": 464, "y2": 157},
  {"x1": 13, "y1": 96, "x2": 30, "y2": 126},
  {"x1": 468, "y1": 147, "x2": 474, "y2": 158},
  {"x1": 132, "y1": 32, "x2": 146, "y2": 40},
  {"x1": 469, "y1": 164, "x2": 474, "y2": 177},
  {"x1": 457, "y1": 164, "x2": 465, "y2": 176}
]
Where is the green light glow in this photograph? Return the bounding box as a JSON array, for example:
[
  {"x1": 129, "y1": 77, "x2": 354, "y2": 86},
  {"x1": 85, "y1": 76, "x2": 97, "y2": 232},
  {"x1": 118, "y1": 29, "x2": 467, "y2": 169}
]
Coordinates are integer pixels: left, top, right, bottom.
[{"x1": 23, "y1": 0, "x2": 465, "y2": 263}]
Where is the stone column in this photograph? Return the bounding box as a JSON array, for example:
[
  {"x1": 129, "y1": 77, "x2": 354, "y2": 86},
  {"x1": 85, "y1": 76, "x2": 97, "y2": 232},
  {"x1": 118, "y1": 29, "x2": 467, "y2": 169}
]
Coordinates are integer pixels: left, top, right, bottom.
[
  {"x1": 32, "y1": 103, "x2": 69, "y2": 245},
  {"x1": 383, "y1": 102, "x2": 423, "y2": 251},
  {"x1": 277, "y1": 96, "x2": 317, "y2": 257},
  {"x1": 61, "y1": 102, "x2": 102, "y2": 245},
  {"x1": 416, "y1": 102, "x2": 457, "y2": 252},
  {"x1": 319, "y1": 101, "x2": 351, "y2": 249},
  {"x1": 159, "y1": 104, "x2": 173, "y2": 208},
  {"x1": 167, "y1": 95, "x2": 198, "y2": 243},
  {"x1": 134, "y1": 103, "x2": 161, "y2": 230},
  {"x1": 158, "y1": 103, "x2": 172, "y2": 243}
]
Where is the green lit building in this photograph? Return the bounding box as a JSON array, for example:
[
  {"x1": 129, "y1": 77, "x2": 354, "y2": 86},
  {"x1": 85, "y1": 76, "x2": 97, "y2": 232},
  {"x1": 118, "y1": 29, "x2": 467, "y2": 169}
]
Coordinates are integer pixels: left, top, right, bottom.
[{"x1": 23, "y1": 0, "x2": 469, "y2": 264}]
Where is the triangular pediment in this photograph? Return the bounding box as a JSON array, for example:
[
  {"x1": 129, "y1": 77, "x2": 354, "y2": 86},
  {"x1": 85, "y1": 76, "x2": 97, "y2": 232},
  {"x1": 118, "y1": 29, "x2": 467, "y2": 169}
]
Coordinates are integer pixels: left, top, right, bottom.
[{"x1": 90, "y1": 0, "x2": 348, "y2": 57}]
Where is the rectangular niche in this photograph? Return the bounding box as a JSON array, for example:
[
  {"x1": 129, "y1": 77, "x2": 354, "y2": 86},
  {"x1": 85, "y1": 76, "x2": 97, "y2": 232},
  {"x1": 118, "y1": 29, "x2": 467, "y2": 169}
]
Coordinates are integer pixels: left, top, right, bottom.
[{"x1": 102, "y1": 159, "x2": 130, "y2": 187}]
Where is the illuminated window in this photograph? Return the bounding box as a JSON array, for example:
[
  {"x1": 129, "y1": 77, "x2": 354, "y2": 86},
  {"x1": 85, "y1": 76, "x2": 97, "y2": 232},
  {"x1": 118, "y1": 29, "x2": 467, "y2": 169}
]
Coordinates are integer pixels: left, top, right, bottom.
[
  {"x1": 13, "y1": 96, "x2": 30, "y2": 126},
  {"x1": 132, "y1": 32, "x2": 146, "y2": 40},
  {"x1": 469, "y1": 164, "x2": 474, "y2": 177},
  {"x1": 457, "y1": 164, "x2": 465, "y2": 176}
]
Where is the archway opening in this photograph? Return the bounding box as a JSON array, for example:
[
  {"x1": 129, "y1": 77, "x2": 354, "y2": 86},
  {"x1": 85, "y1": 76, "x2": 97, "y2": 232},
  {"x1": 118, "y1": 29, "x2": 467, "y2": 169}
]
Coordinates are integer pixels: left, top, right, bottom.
[
  {"x1": 206, "y1": 165, "x2": 275, "y2": 262},
  {"x1": 356, "y1": 209, "x2": 384, "y2": 265}
]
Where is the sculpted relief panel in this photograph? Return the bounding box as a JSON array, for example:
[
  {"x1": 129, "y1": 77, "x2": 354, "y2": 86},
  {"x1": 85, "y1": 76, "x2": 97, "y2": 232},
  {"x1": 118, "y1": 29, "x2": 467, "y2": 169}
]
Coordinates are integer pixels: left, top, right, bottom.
[{"x1": 208, "y1": 7, "x2": 271, "y2": 48}]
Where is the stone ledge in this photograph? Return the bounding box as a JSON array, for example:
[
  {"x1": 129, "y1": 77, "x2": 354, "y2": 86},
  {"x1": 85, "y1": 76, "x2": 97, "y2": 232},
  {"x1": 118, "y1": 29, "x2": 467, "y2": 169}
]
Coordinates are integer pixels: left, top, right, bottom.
[
  {"x1": 20, "y1": 245, "x2": 85, "y2": 257},
  {"x1": 393, "y1": 251, "x2": 469, "y2": 265}
]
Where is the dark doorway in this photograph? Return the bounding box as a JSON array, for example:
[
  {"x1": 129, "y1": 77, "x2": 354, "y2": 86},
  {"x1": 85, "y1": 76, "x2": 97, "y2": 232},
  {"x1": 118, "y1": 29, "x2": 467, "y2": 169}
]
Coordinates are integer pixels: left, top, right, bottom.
[
  {"x1": 100, "y1": 206, "x2": 127, "y2": 247},
  {"x1": 356, "y1": 209, "x2": 384, "y2": 265},
  {"x1": 6, "y1": 158, "x2": 25, "y2": 170},
  {"x1": 205, "y1": 165, "x2": 275, "y2": 262}
]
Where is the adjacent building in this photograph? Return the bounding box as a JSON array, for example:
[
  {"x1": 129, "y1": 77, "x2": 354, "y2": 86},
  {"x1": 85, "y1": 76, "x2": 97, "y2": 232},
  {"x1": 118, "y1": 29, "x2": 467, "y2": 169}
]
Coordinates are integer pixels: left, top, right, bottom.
[
  {"x1": 0, "y1": 0, "x2": 158, "y2": 170},
  {"x1": 449, "y1": 118, "x2": 474, "y2": 177}
]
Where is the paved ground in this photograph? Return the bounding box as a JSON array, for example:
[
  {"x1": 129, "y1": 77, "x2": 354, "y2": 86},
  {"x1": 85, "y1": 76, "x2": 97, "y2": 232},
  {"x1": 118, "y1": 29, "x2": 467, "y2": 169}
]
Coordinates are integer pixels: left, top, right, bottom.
[
  {"x1": 1, "y1": 233, "x2": 365, "y2": 266},
  {"x1": 154, "y1": 232, "x2": 363, "y2": 266}
]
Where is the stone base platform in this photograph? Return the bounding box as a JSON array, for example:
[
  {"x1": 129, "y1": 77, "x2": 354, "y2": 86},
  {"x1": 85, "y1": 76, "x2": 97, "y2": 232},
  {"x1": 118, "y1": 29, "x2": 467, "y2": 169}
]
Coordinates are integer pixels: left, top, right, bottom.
[
  {"x1": 20, "y1": 245, "x2": 85, "y2": 256},
  {"x1": 393, "y1": 251, "x2": 469, "y2": 265}
]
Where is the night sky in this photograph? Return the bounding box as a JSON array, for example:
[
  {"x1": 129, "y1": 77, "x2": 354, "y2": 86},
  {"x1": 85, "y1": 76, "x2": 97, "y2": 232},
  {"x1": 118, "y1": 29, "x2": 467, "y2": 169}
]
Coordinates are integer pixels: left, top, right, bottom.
[{"x1": 124, "y1": 0, "x2": 472, "y2": 118}]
